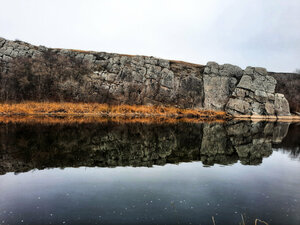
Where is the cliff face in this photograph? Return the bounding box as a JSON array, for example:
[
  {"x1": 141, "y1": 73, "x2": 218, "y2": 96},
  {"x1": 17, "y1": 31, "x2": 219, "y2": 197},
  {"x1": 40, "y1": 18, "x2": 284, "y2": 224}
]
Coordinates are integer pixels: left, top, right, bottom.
[{"x1": 0, "y1": 37, "x2": 292, "y2": 116}]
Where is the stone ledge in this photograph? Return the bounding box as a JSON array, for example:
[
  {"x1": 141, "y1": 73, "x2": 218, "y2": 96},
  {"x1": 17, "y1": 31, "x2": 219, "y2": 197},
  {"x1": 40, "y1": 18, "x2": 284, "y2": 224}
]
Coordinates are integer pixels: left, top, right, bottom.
[{"x1": 233, "y1": 114, "x2": 300, "y2": 122}]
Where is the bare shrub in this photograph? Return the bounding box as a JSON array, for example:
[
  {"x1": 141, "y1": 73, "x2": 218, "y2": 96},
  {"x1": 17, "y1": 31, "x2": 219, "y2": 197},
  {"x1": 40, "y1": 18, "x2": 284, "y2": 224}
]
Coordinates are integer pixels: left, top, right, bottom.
[
  {"x1": 0, "y1": 50, "x2": 92, "y2": 102},
  {"x1": 270, "y1": 72, "x2": 300, "y2": 113}
]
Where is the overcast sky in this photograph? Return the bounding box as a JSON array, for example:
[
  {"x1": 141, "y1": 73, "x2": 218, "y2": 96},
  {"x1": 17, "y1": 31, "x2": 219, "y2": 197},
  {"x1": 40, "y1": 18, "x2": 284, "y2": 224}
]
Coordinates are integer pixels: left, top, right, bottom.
[{"x1": 1, "y1": 0, "x2": 300, "y2": 72}]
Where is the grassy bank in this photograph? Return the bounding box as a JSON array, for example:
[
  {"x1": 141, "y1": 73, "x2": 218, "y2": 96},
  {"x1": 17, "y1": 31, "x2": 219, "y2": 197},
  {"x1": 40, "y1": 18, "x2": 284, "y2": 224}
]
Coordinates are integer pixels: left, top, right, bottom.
[{"x1": 0, "y1": 102, "x2": 229, "y2": 119}]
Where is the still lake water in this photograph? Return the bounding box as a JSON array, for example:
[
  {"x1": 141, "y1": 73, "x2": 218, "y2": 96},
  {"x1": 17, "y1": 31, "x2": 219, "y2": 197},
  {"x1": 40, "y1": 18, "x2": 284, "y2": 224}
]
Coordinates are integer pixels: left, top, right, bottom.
[{"x1": 0, "y1": 120, "x2": 299, "y2": 225}]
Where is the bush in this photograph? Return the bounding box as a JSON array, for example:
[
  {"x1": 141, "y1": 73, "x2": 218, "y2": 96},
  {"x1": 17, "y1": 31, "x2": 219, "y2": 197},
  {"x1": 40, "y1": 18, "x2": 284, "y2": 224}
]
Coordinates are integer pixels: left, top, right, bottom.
[
  {"x1": 0, "y1": 50, "x2": 92, "y2": 102},
  {"x1": 270, "y1": 72, "x2": 300, "y2": 113}
]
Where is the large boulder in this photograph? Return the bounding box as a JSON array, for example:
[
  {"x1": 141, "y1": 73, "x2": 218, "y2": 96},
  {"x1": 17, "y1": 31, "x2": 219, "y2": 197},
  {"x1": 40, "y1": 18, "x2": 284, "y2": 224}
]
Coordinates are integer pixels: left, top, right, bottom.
[
  {"x1": 225, "y1": 66, "x2": 290, "y2": 116},
  {"x1": 203, "y1": 62, "x2": 243, "y2": 110},
  {"x1": 274, "y1": 93, "x2": 291, "y2": 116}
]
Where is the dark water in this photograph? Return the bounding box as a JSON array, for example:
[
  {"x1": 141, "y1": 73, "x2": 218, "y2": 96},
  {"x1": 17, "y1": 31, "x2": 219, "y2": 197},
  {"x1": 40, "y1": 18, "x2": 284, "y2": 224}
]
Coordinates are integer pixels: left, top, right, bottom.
[{"x1": 0, "y1": 121, "x2": 299, "y2": 225}]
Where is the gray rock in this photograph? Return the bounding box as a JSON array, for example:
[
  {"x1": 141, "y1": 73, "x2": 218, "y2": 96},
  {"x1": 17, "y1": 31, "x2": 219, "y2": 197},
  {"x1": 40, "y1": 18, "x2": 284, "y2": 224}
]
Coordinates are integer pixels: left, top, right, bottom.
[
  {"x1": 238, "y1": 67, "x2": 276, "y2": 94},
  {"x1": 3, "y1": 47, "x2": 13, "y2": 56},
  {"x1": 158, "y1": 59, "x2": 169, "y2": 68},
  {"x1": 226, "y1": 98, "x2": 250, "y2": 114},
  {"x1": 144, "y1": 57, "x2": 157, "y2": 65},
  {"x1": 2, "y1": 55, "x2": 12, "y2": 62},
  {"x1": 226, "y1": 66, "x2": 290, "y2": 116},
  {"x1": 131, "y1": 56, "x2": 145, "y2": 66},
  {"x1": 203, "y1": 62, "x2": 242, "y2": 110},
  {"x1": 255, "y1": 67, "x2": 268, "y2": 75},
  {"x1": 83, "y1": 54, "x2": 95, "y2": 64},
  {"x1": 274, "y1": 93, "x2": 290, "y2": 116},
  {"x1": 265, "y1": 102, "x2": 275, "y2": 115},
  {"x1": 220, "y1": 64, "x2": 243, "y2": 78},
  {"x1": 251, "y1": 102, "x2": 263, "y2": 115},
  {"x1": 120, "y1": 56, "x2": 130, "y2": 65},
  {"x1": 160, "y1": 68, "x2": 174, "y2": 89},
  {"x1": 38, "y1": 45, "x2": 48, "y2": 52}
]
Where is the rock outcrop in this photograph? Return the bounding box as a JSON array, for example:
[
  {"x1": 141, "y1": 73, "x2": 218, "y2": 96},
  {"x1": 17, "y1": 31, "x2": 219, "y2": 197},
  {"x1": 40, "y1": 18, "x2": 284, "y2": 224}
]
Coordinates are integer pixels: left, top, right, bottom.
[
  {"x1": 0, "y1": 37, "x2": 292, "y2": 116},
  {"x1": 203, "y1": 62, "x2": 243, "y2": 110},
  {"x1": 226, "y1": 67, "x2": 291, "y2": 116}
]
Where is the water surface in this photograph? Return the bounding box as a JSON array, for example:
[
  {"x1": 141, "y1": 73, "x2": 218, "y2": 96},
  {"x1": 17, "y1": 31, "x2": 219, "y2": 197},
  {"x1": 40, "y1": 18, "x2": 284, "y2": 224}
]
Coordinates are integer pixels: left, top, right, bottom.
[{"x1": 0, "y1": 121, "x2": 299, "y2": 225}]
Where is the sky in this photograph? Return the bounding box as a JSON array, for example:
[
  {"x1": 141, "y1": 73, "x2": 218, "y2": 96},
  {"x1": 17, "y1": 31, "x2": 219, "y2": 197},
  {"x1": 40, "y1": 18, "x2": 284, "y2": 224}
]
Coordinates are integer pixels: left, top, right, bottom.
[{"x1": 1, "y1": 0, "x2": 300, "y2": 72}]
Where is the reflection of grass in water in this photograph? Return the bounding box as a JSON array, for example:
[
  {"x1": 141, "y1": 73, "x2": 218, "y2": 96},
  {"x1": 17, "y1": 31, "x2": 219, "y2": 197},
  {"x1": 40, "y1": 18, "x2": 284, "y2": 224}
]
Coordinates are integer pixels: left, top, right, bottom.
[
  {"x1": 211, "y1": 215, "x2": 269, "y2": 225},
  {"x1": 254, "y1": 219, "x2": 269, "y2": 225},
  {"x1": 0, "y1": 115, "x2": 226, "y2": 124}
]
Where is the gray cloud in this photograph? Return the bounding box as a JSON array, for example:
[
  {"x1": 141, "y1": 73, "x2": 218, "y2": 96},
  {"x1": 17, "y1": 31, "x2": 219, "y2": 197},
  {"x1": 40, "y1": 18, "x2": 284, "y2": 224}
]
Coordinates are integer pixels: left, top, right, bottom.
[{"x1": 1, "y1": 0, "x2": 300, "y2": 72}]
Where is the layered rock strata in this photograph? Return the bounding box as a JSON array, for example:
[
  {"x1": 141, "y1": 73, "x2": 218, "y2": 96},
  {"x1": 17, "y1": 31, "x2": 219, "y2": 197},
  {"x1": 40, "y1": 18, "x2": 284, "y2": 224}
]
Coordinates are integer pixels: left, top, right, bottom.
[{"x1": 0, "y1": 37, "x2": 292, "y2": 116}]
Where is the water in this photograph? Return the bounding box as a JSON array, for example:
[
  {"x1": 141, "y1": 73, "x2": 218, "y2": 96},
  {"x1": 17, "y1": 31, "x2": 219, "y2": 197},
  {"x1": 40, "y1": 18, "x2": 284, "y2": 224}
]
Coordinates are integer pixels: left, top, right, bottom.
[{"x1": 0, "y1": 120, "x2": 299, "y2": 225}]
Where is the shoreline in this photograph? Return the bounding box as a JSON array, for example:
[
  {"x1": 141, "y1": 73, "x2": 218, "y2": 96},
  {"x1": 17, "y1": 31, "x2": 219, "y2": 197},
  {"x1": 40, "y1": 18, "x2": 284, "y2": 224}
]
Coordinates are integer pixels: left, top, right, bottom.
[
  {"x1": 233, "y1": 114, "x2": 300, "y2": 122},
  {"x1": 0, "y1": 102, "x2": 299, "y2": 123},
  {"x1": 0, "y1": 115, "x2": 226, "y2": 124}
]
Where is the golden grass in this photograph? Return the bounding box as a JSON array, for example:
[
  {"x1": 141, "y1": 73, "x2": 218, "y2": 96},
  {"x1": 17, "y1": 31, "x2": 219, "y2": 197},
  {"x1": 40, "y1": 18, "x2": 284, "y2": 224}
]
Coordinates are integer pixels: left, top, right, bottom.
[
  {"x1": 169, "y1": 59, "x2": 204, "y2": 68},
  {"x1": 0, "y1": 102, "x2": 228, "y2": 119}
]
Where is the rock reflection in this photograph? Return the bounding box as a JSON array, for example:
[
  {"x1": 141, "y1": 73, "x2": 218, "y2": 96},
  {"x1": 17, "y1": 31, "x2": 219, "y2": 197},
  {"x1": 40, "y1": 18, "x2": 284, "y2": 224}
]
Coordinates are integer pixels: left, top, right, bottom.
[
  {"x1": 273, "y1": 123, "x2": 300, "y2": 159},
  {"x1": 0, "y1": 121, "x2": 295, "y2": 174}
]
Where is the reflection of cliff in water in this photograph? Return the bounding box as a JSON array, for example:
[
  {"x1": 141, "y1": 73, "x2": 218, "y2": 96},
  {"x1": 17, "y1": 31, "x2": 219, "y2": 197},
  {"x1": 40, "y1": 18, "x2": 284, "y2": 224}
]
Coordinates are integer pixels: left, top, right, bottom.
[
  {"x1": 273, "y1": 123, "x2": 300, "y2": 159},
  {"x1": 0, "y1": 121, "x2": 296, "y2": 175}
]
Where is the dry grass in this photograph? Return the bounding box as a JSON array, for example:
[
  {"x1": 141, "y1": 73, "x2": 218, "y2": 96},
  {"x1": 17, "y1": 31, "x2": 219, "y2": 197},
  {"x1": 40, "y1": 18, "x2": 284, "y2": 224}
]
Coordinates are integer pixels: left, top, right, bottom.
[
  {"x1": 55, "y1": 48, "x2": 95, "y2": 54},
  {"x1": 0, "y1": 102, "x2": 228, "y2": 119},
  {"x1": 170, "y1": 59, "x2": 204, "y2": 68}
]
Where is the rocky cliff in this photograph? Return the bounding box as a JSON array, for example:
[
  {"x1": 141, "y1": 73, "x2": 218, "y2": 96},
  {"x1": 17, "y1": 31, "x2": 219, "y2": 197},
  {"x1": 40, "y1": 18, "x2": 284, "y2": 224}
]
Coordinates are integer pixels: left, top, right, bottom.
[
  {"x1": 0, "y1": 37, "x2": 293, "y2": 116},
  {"x1": 0, "y1": 121, "x2": 292, "y2": 175}
]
